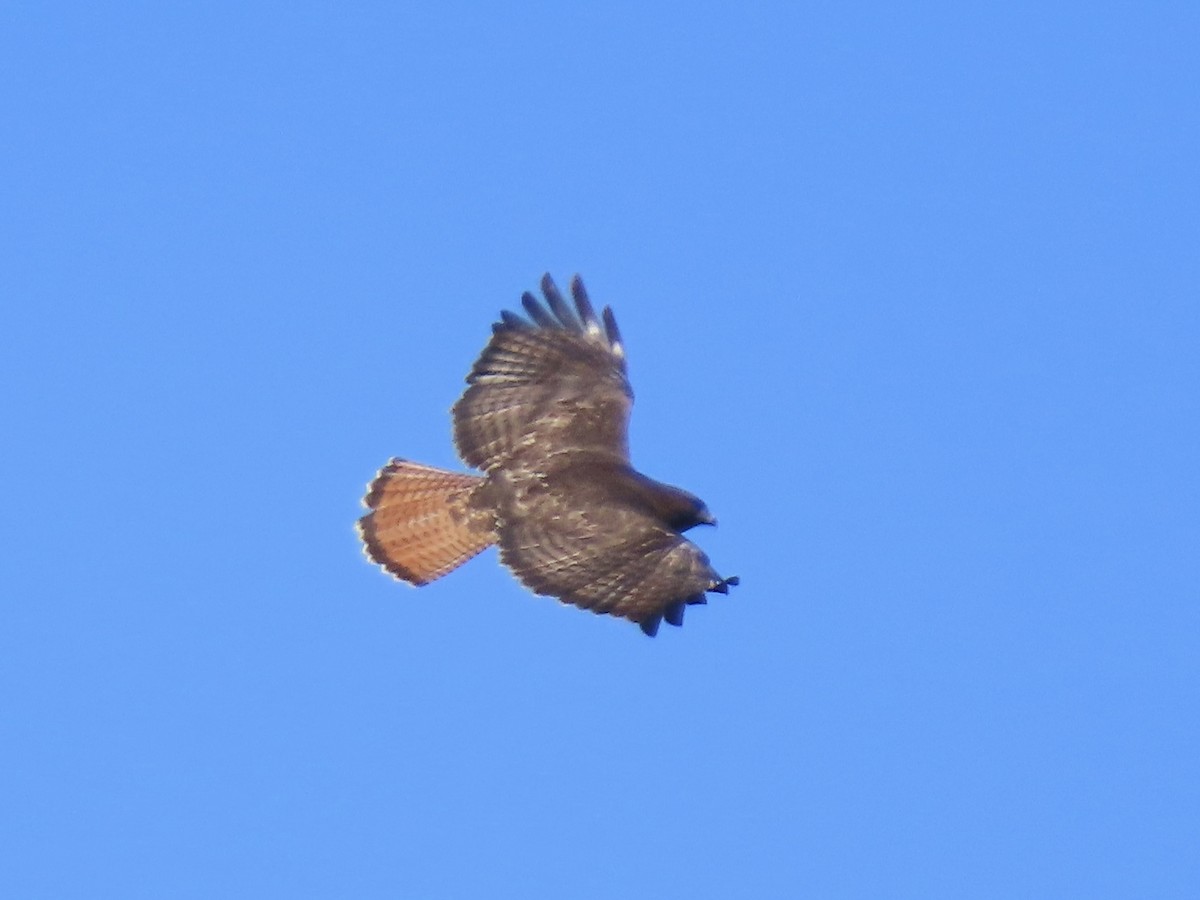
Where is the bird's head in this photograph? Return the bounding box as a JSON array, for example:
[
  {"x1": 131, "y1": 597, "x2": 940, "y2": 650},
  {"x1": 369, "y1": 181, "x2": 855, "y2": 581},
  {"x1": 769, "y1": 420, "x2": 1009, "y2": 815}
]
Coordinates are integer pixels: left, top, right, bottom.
[
  {"x1": 690, "y1": 501, "x2": 717, "y2": 529},
  {"x1": 664, "y1": 486, "x2": 717, "y2": 531}
]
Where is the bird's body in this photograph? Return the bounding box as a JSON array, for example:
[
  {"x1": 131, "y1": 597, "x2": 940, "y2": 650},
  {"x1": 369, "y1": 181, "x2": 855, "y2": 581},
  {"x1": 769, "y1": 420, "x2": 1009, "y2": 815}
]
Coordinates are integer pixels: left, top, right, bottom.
[{"x1": 357, "y1": 274, "x2": 737, "y2": 636}]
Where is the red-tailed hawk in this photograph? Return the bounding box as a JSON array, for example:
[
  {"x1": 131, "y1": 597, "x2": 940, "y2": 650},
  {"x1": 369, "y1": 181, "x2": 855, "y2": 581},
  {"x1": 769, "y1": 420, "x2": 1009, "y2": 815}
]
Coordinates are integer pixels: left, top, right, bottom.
[{"x1": 357, "y1": 274, "x2": 738, "y2": 636}]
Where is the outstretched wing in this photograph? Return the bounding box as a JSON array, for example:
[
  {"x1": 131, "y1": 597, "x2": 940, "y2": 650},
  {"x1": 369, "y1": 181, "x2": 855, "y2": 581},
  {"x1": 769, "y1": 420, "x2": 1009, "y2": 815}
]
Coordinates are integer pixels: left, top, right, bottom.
[
  {"x1": 452, "y1": 274, "x2": 632, "y2": 472},
  {"x1": 494, "y1": 483, "x2": 733, "y2": 635}
]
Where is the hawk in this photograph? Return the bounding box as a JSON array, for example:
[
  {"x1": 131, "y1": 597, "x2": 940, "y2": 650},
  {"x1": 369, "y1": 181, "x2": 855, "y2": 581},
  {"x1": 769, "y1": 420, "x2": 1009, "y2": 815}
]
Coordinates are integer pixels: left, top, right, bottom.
[{"x1": 357, "y1": 274, "x2": 738, "y2": 636}]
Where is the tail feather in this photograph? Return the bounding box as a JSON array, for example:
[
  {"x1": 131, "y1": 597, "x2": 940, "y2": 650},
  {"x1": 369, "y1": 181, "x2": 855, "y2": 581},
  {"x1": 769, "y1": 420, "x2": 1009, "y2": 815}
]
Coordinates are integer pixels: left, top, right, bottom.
[{"x1": 357, "y1": 459, "x2": 494, "y2": 585}]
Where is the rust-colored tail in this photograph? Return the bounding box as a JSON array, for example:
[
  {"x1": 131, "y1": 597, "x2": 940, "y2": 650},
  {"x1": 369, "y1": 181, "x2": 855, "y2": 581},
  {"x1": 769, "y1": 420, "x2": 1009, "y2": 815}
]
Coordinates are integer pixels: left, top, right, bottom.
[{"x1": 357, "y1": 459, "x2": 494, "y2": 585}]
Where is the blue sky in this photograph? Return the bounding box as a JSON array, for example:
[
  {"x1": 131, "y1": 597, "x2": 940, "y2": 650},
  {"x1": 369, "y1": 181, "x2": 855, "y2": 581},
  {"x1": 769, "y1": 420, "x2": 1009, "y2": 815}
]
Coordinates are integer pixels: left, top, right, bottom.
[{"x1": 2, "y1": 3, "x2": 1197, "y2": 897}]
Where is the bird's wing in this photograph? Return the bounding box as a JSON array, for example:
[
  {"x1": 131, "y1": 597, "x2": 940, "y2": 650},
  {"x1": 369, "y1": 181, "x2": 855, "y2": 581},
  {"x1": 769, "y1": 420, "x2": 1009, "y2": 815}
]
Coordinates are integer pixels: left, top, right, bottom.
[
  {"x1": 452, "y1": 274, "x2": 632, "y2": 472},
  {"x1": 495, "y1": 490, "x2": 732, "y2": 636}
]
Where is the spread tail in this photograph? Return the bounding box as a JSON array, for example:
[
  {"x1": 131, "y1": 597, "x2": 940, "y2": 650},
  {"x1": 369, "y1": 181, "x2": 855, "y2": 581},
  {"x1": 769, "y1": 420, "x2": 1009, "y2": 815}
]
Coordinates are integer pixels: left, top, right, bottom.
[{"x1": 357, "y1": 459, "x2": 494, "y2": 585}]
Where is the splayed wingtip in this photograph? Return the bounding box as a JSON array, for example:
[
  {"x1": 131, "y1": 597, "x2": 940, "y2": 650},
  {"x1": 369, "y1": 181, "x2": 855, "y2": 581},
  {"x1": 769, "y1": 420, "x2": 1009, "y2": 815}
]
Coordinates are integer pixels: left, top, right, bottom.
[{"x1": 639, "y1": 614, "x2": 662, "y2": 637}]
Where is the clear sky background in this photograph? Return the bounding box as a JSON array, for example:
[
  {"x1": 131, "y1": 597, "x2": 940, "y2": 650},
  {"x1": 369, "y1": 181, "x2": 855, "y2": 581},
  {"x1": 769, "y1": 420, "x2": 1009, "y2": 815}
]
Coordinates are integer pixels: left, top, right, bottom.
[{"x1": 2, "y1": 3, "x2": 1197, "y2": 898}]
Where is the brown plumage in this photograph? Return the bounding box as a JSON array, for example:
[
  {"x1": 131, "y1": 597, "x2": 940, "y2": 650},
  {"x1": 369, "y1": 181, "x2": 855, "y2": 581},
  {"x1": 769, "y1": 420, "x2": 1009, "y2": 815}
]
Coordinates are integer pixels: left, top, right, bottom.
[{"x1": 357, "y1": 274, "x2": 738, "y2": 636}]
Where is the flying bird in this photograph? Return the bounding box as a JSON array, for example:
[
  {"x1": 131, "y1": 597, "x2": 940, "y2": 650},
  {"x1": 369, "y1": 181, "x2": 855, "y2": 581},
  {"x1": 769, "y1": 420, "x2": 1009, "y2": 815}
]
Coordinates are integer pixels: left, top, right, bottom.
[{"x1": 357, "y1": 274, "x2": 738, "y2": 636}]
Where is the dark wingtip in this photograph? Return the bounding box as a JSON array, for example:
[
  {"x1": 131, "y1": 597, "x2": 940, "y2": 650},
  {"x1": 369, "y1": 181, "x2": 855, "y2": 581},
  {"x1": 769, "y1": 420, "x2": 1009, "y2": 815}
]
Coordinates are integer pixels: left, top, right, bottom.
[
  {"x1": 520, "y1": 291, "x2": 557, "y2": 328},
  {"x1": 639, "y1": 615, "x2": 662, "y2": 637},
  {"x1": 663, "y1": 600, "x2": 685, "y2": 627},
  {"x1": 541, "y1": 274, "x2": 580, "y2": 330},
  {"x1": 570, "y1": 275, "x2": 601, "y2": 332},
  {"x1": 708, "y1": 575, "x2": 740, "y2": 595},
  {"x1": 601, "y1": 306, "x2": 623, "y2": 352}
]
